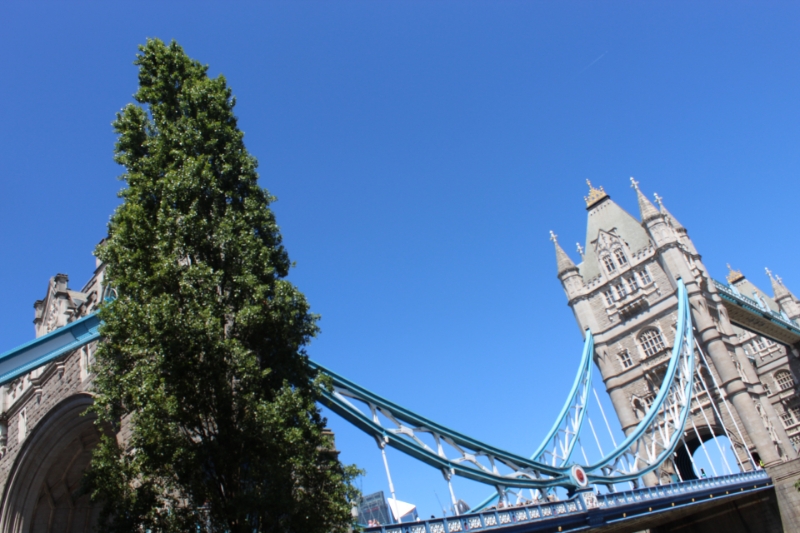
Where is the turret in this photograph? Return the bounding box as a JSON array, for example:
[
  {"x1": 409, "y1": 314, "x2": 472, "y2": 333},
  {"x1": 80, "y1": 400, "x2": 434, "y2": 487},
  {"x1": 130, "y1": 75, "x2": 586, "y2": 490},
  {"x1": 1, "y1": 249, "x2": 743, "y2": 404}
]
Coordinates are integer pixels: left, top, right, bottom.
[
  {"x1": 653, "y1": 193, "x2": 685, "y2": 233},
  {"x1": 654, "y1": 192, "x2": 699, "y2": 256},
  {"x1": 551, "y1": 231, "x2": 583, "y2": 300},
  {"x1": 630, "y1": 178, "x2": 697, "y2": 288},
  {"x1": 766, "y1": 268, "x2": 800, "y2": 322}
]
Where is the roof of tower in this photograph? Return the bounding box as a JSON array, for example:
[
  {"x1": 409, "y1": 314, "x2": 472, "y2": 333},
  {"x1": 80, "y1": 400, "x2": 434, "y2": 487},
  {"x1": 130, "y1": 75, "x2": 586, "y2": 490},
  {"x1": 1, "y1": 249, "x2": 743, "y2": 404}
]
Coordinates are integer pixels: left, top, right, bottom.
[
  {"x1": 579, "y1": 185, "x2": 651, "y2": 280},
  {"x1": 551, "y1": 231, "x2": 579, "y2": 276},
  {"x1": 630, "y1": 178, "x2": 661, "y2": 222},
  {"x1": 766, "y1": 268, "x2": 790, "y2": 300},
  {"x1": 654, "y1": 193, "x2": 685, "y2": 232}
]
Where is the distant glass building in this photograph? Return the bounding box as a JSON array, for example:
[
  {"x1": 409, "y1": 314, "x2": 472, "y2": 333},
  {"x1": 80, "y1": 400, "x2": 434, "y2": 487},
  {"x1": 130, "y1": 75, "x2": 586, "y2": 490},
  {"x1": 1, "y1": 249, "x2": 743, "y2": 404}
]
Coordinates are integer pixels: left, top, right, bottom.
[{"x1": 358, "y1": 491, "x2": 392, "y2": 526}]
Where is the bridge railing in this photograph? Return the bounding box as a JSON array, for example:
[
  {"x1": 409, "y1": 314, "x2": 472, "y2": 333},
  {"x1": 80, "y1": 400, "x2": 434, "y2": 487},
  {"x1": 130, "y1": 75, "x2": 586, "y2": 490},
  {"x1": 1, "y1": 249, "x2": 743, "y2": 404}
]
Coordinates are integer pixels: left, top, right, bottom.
[{"x1": 362, "y1": 469, "x2": 771, "y2": 533}]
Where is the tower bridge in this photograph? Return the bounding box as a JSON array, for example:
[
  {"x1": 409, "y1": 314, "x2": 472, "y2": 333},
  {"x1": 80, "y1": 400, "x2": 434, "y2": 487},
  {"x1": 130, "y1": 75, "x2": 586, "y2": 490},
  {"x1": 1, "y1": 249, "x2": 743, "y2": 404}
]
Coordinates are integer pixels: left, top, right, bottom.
[{"x1": 1, "y1": 181, "x2": 799, "y2": 532}]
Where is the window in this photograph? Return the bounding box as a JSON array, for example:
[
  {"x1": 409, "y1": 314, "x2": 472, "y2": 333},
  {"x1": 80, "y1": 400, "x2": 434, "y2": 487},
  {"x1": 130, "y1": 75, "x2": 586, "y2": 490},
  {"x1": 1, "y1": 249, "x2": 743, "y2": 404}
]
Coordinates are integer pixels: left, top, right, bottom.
[
  {"x1": 754, "y1": 337, "x2": 766, "y2": 351},
  {"x1": 639, "y1": 329, "x2": 666, "y2": 358},
  {"x1": 780, "y1": 412, "x2": 794, "y2": 428},
  {"x1": 764, "y1": 382, "x2": 771, "y2": 395},
  {"x1": 618, "y1": 350, "x2": 633, "y2": 369},
  {"x1": 614, "y1": 248, "x2": 628, "y2": 267},
  {"x1": 638, "y1": 268, "x2": 652, "y2": 286},
  {"x1": 791, "y1": 435, "x2": 800, "y2": 450},
  {"x1": 603, "y1": 289, "x2": 615, "y2": 307},
  {"x1": 626, "y1": 276, "x2": 638, "y2": 293},
  {"x1": 790, "y1": 406, "x2": 800, "y2": 422},
  {"x1": 602, "y1": 254, "x2": 617, "y2": 274},
  {"x1": 776, "y1": 370, "x2": 795, "y2": 391},
  {"x1": 615, "y1": 283, "x2": 627, "y2": 300}
]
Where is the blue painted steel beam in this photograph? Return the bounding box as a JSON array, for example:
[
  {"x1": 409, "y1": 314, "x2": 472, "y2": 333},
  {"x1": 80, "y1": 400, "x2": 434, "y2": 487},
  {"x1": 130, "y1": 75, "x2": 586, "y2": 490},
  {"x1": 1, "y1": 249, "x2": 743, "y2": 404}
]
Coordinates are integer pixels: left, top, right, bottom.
[
  {"x1": 313, "y1": 360, "x2": 575, "y2": 489},
  {"x1": 0, "y1": 313, "x2": 101, "y2": 386}
]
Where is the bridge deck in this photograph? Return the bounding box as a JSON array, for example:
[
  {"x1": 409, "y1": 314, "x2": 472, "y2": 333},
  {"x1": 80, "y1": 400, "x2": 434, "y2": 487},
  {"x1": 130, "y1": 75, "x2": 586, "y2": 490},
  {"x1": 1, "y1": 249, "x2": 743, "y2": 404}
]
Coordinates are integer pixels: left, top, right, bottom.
[{"x1": 363, "y1": 470, "x2": 771, "y2": 533}]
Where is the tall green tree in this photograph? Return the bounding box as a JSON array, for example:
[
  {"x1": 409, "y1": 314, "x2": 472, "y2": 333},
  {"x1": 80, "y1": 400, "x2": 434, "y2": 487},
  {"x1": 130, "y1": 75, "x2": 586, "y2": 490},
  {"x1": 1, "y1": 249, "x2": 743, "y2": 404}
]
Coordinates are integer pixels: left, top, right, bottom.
[{"x1": 87, "y1": 39, "x2": 359, "y2": 533}]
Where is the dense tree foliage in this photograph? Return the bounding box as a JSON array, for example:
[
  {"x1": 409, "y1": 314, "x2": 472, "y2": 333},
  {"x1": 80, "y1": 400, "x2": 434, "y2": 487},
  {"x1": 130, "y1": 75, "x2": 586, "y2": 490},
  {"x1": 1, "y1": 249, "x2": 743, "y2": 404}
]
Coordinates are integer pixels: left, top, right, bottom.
[{"x1": 87, "y1": 39, "x2": 359, "y2": 533}]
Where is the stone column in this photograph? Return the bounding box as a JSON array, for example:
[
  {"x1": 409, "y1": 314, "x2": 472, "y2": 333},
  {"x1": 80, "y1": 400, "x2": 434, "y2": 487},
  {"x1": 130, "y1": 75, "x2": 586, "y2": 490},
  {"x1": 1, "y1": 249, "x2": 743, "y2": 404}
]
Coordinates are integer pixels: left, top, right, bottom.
[{"x1": 689, "y1": 293, "x2": 781, "y2": 465}]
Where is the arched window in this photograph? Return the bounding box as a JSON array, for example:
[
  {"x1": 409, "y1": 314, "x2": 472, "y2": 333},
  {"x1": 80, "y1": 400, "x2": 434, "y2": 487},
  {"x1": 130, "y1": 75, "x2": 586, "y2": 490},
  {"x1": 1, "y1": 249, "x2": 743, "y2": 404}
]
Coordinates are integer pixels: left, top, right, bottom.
[
  {"x1": 776, "y1": 370, "x2": 795, "y2": 391},
  {"x1": 639, "y1": 328, "x2": 666, "y2": 358},
  {"x1": 602, "y1": 254, "x2": 616, "y2": 274},
  {"x1": 614, "y1": 248, "x2": 628, "y2": 267},
  {"x1": 631, "y1": 396, "x2": 645, "y2": 418}
]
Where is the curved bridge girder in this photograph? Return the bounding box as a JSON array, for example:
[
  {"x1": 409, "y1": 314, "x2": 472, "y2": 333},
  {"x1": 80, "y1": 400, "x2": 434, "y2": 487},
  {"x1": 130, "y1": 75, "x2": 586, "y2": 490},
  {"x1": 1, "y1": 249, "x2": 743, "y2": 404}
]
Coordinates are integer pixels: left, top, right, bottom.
[{"x1": 0, "y1": 280, "x2": 696, "y2": 493}]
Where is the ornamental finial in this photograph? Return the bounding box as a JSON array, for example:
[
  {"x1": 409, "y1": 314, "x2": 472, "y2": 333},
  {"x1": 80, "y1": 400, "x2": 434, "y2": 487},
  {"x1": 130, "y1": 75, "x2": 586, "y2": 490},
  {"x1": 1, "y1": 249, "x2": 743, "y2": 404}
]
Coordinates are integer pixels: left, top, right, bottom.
[
  {"x1": 776, "y1": 274, "x2": 784, "y2": 285},
  {"x1": 630, "y1": 177, "x2": 640, "y2": 190},
  {"x1": 576, "y1": 243, "x2": 584, "y2": 257},
  {"x1": 549, "y1": 230, "x2": 558, "y2": 243},
  {"x1": 765, "y1": 267, "x2": 774, "y2": 280},
  {"x1": 653, "y1": 192, "x2": 663, "y2": 208},
  {"x1": 726, "y1": 263, "x2": 744, "y2": 284},
  {"x1": 584, "y1": 180, "x2": 609, "y2": 208}
]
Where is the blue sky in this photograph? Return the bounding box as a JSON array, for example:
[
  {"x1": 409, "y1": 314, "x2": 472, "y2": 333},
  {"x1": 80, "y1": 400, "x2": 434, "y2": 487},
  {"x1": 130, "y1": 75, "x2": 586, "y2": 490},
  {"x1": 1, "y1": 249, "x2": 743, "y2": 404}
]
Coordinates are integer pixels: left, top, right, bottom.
[{"x1": 1, "y1": 1, "x2": 799, "y2": 519}]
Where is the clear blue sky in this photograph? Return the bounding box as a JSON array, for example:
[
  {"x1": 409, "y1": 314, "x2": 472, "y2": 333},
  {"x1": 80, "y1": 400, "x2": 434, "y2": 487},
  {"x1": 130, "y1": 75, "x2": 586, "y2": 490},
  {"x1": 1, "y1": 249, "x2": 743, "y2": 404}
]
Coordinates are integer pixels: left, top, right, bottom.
[{"x1": 1, "y1": 1, "x2": 799, "y2": 519}]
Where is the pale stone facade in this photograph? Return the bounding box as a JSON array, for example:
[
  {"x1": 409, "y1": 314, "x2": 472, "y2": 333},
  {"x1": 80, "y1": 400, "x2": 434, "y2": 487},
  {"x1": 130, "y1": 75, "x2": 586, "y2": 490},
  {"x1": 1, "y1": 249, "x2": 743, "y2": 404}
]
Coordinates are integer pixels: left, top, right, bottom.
[{"x1": 553, "y1": 179, "x2": 800, "y2": 525}]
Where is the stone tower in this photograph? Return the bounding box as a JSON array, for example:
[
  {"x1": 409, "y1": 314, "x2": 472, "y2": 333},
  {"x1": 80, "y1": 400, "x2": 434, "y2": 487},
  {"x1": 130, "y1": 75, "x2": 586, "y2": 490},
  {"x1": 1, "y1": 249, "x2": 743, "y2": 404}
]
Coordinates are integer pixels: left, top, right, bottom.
[
  {"x1": 0, "y1": 260, "x2": 106, "y2": 531},
  {"x1": 553, "y1": 180, "x2": 799, "y2": 470}
]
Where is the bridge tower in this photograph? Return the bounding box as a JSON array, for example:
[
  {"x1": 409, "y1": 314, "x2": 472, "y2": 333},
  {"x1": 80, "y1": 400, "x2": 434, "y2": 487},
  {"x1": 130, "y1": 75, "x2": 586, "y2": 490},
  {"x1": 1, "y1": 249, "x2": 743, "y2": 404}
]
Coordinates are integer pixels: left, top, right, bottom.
[
  {"x1": 552, "y1": 180, "x2": 799, "y2": 478},
  {"x1": 0, "y1": 262, "x2": 106, "y2": 531}
]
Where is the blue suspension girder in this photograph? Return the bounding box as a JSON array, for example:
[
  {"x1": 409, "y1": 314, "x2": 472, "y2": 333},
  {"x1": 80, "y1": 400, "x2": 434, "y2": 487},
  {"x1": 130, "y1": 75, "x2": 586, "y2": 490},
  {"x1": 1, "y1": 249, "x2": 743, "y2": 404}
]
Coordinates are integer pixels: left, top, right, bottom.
[{"x1": 310, "y1": 360, "x2": 579, "y2": 490}]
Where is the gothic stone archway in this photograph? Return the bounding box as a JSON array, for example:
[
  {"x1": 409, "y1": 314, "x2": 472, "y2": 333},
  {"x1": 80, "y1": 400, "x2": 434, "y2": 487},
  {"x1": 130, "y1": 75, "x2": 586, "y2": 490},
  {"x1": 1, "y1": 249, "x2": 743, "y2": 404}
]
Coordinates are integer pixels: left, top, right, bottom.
[{"x1": 0, "y1": 393, "x2": 101, "y2": 533}]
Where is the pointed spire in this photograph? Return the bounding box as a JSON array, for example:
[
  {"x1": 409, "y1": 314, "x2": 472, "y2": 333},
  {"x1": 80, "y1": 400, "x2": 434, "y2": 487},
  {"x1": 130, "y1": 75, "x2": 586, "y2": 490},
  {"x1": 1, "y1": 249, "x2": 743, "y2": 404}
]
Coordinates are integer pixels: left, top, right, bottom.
[
  {"x1": 630, "y1": 177, "x2": 661, "y2": 222},
  {"x1": 551, "y1": 231, "x2": 578, "y2": 276},
  {"x1": 653, "y1": 192, "x2": 685, "y2": 231},
  {"x1": 766, "y1": 267, "x2": 790, "y2": 299},
  {"x1": 726, "y1": 263, "x2": 745, "y2": 284}
]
